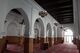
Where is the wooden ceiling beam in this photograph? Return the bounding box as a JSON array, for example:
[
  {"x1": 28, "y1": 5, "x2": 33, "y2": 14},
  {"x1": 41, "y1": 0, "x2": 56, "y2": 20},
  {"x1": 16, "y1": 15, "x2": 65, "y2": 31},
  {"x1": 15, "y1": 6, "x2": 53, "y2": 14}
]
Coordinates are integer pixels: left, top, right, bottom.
[
  {"x1": 49, "y1": 5, "x2": 72, "y2": 11},
  {"x1": 35, "y1": 0, "x2": 73, "y2": 24},
  {"x1": 55, "y1": 8, "x2": 72, "y2": 12},
  {"x1": 42, "y1": 0, "x2": 71, "y2": 7},
  {"x1": 47, "y1": 7, "x2": 72, "y2": 12},
  {"x1": 58, "y1": 16, "x2": 73, "y2": 18},
  {"x1": 56, "y1": 13, "x2": 72, "y2": 16},
  {"x1": 56, "y1": 11, "x2": 73, "y2": 15}
]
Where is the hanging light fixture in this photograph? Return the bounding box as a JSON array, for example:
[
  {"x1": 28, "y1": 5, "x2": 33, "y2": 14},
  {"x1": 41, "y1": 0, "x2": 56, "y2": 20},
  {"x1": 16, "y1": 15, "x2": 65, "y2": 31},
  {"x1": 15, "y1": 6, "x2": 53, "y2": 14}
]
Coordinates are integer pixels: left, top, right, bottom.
[
  {"x1": 54, "y1": 23, "x2": 58, "y2": 26},
  {"x1": 39, "y1": 11, "x2": 48, "y2": 17},
  {"x1": 60, "y1": 25, "x2": 63, "y2": 29}
]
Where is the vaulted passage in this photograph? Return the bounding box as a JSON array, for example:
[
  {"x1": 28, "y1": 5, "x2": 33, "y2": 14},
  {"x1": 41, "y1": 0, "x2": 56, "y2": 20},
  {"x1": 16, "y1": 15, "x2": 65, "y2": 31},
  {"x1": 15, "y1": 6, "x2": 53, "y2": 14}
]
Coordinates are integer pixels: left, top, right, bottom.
[{"x1": 0, "y1": 0, "x2": 80, "y2": 53}]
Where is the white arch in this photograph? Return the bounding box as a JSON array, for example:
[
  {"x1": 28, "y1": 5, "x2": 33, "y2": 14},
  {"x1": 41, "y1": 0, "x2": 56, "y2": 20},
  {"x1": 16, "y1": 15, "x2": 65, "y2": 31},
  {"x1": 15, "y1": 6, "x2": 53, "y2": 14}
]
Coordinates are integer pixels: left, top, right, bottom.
[
  {"x1": 34, "y1": 22, "x2": 40, "y2": 38},
  {"x1": 46, "y1": 23, "x2": 52, "y2": 43},
  {"x1": 34, "y1": 18, "x2": 44, "y2": 38},
  {"x1": 64, "y1": 29, "x2": 73, "y2": 35},
  {"x1": 5, "y1": 8, "x2": 30, "y2": 37},
  {"x1": 46, "y1": 23, "x2": 52, "y2": 37}
]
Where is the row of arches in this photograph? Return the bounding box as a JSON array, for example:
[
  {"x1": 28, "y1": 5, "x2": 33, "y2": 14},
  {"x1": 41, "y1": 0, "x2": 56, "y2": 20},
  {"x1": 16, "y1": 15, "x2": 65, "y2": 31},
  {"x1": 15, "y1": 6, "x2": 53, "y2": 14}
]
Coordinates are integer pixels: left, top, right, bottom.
[
  {"x1": 3, "y1": 8, "x2": 74, "y2": 53},
  {"x1": 5, "y1": 8, "x2": 54, "y2": 39},
  {"x1": 4, "y1": 8, "x2": 55, "y2": 52},
  {"x1": 6, "y1": 8, "x2": 75, "y2": 41},
  {"x1": 5, "y1": 8, "x2": 29, "y2": 36},
  {"x1": 5, "y1": 8, "x2": 74, "y2": 43}
]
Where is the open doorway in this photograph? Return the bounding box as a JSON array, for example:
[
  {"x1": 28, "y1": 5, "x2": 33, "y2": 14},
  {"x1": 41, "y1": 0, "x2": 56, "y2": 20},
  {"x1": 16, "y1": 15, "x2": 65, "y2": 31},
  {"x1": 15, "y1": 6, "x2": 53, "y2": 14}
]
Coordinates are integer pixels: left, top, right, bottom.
[{"x1": 64, "y1": 29, "x2": 73, "y2": 44}]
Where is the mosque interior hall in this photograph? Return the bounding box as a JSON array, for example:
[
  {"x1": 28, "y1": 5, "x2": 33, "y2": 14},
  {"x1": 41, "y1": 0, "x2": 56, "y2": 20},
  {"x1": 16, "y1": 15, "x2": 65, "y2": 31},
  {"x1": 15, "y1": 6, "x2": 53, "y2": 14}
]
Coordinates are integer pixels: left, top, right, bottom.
[{"x1": 0, "y1": 0, "x2": 80, "y2": 53}]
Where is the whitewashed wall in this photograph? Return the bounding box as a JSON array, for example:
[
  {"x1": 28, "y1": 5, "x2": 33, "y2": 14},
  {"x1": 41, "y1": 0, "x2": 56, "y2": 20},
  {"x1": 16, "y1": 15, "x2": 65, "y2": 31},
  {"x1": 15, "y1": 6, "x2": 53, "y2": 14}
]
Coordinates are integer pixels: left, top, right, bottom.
[
  {"x1": 5, "y1": 12, "x2": 24, "y2": 36},
  {"x1": 0, "y1": 0, "x2": 60, "y2": 38}
]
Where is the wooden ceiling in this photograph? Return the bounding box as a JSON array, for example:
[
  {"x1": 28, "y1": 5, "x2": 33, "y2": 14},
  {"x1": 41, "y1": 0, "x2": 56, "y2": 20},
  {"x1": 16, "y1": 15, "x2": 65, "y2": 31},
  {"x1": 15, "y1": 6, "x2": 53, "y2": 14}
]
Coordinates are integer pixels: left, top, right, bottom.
[{"x1": 35, "y1": 0, "x2": 73, "y2": 24}]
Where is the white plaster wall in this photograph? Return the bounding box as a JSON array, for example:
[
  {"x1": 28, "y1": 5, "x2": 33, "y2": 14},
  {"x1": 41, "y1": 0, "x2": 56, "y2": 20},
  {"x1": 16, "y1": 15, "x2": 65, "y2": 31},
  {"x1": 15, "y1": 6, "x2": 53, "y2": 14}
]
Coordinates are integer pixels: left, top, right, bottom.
[
  {"x1": 73, "y1": 0, "x2": 80, "y2": 37},
  {"x1": 5, "y1": 12, "x2": 24, "y2": 36},
  {"x1": 7, "y1": 22, "x2": 19, "y2": 36},
  {"x1": 57, "y1": 25, "x2": 63, "y2": 37},
  {"x1": 0, "y1": 0, "x2": 32, "y2": 38},
  {"x1": 0, "y1": 0, "x2": 60, "y2": 38},
  {"x1": 77, "y1": 0, "x2": 80, "y2": 35},
  {"x1": 31, "y1": 8, "x2": 59, "y2": 38},
  {"x1": 74, "y1": 0, "x2": 80, "y2": 40}
]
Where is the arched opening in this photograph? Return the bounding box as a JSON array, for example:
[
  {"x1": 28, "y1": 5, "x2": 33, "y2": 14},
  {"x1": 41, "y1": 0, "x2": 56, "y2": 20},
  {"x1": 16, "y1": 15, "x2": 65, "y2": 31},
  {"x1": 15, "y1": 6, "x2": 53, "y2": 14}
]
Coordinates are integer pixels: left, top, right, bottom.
[
  {"x1": 46, "y1": 23, "x2": 52, "y2": 46},
  {"x1": 4, "y1": 8, "x2": 29, "y2": 52},
  {"x1": 34, "y1": 18, "x2": 44, "y2": 44},
  {"x1": 64, "y1": 29, "x2": 73, "y2": 44},
  {"x1": 53, "y1": 26, "x2": 56, "y2": 44},
  {"x1": 46, "y1": 23, "x2": 52, "y2": 43},
  {"x1": 5, "y1": 8, "x2": 29, "y2": 36}
]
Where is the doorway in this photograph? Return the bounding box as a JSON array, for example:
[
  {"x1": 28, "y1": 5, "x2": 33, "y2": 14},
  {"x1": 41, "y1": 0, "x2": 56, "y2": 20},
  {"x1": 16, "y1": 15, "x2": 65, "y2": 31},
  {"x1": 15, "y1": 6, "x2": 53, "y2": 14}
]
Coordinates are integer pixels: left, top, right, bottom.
[{"x1": 64, "y1": 29, "x2": 73, "y2": 44}]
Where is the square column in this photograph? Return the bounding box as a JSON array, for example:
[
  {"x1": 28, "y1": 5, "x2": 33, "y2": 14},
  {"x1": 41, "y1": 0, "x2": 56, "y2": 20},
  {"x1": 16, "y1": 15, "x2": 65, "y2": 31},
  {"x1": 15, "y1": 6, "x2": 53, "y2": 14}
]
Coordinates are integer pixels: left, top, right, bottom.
[
  {"x1": 48, "y1": 37, "x2": 52, "y2": 47},
  {"x1": 24, "y1": 37, "x2": 33, "y2": 53}
]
